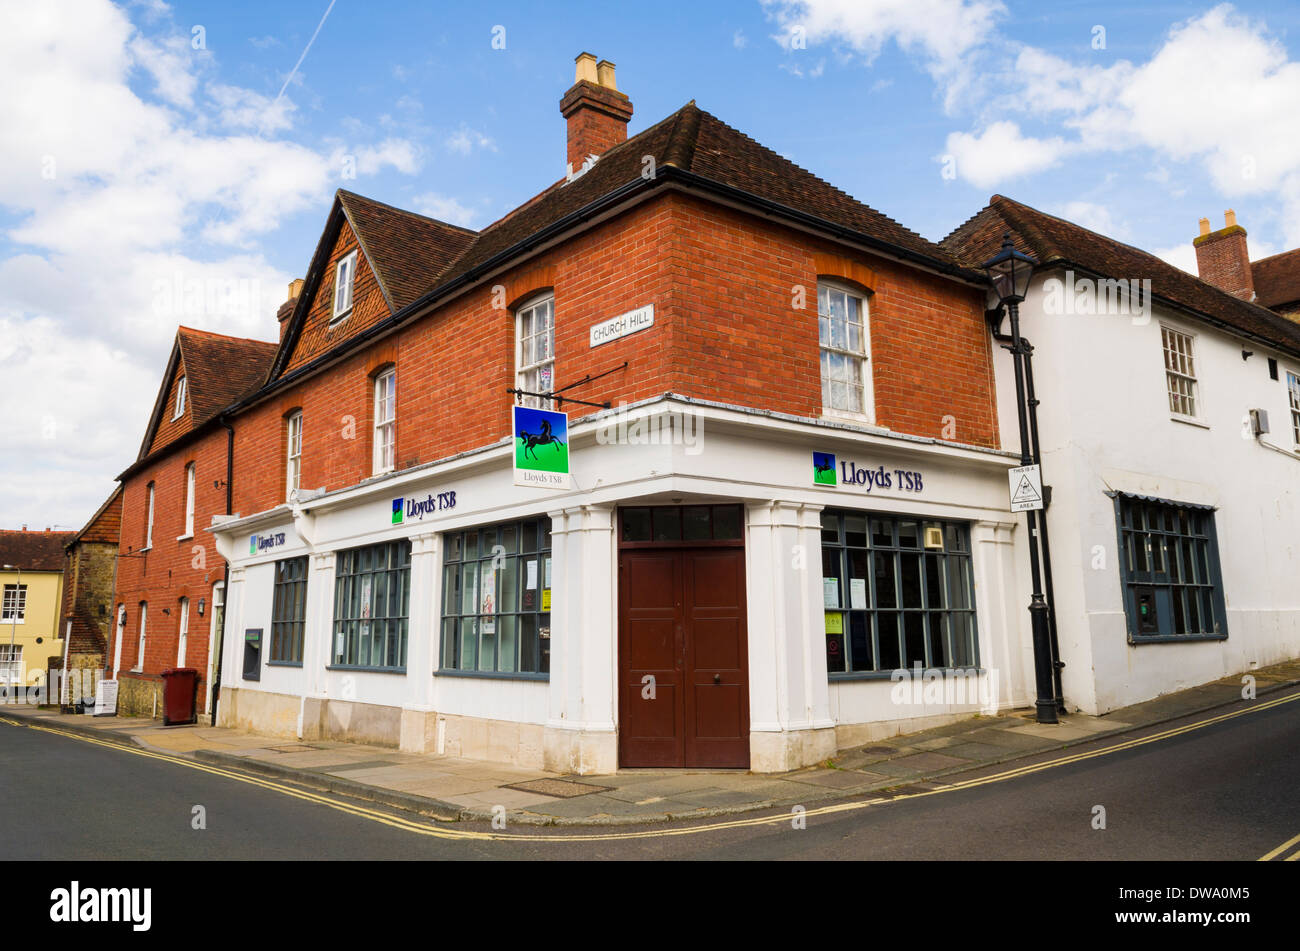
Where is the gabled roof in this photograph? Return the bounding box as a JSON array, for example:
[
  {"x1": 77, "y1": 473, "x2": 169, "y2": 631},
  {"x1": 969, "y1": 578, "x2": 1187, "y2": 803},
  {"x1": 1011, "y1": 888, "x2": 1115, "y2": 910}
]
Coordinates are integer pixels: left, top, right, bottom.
[
  {"x1": 135, "y1": 327, "x2": 277, "y2": 463},
  {"x1": 942, "y1": 195, "x2": 1300, "y2": 358},
  {"x1": 0, "y1": 530, "x2": 75, "y2": 572},
  {"x1": 267, "y1": 102, "x2": 981, "y2": 388},
  {"x1": 1252, "y1": 247, "x2": 1300, "y2": 310},
  {"x1": 65, "y1": 486, "x2": 122, "y2": 550}
]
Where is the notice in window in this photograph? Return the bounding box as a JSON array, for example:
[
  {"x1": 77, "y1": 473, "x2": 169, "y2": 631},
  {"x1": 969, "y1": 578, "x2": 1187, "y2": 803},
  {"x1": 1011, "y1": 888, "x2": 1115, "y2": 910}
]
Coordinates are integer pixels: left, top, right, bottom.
[
  {"x1": 824, "y1": 611, "x2": 843, "y2": 635},
  {"x1": 526, "y1": 559, "x2": 538, "y2": 591},
  {"x1": 823, "y1": 578, "x2": 840, "y2": 609},
  {"x1": 542, "y1": 589, "x2": 551, "y2": 611},
  {"x1": 850, "y1": 578, "x2": 867, "y2": 610}
]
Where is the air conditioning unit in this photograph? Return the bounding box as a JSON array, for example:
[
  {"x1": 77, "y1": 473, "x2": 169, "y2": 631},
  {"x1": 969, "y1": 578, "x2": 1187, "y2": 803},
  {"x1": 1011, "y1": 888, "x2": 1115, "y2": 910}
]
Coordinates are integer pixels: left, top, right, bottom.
[{"x1": 1249, "y1": 408, "x2": 1270, "y2": 436}]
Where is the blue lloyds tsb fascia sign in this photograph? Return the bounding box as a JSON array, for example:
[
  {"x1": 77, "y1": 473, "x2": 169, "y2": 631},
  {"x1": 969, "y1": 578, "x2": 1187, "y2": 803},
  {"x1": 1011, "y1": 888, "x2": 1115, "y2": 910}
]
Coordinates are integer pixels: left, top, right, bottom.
[{"x1": 812, "y1": 451, "x2": 925, "y2": 493}]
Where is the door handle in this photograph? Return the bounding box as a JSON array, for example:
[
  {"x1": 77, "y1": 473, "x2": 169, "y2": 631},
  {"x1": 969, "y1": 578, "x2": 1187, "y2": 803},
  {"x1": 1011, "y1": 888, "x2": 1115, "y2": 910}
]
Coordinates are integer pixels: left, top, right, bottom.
[{"x1": 713, "y1": 674, "x2": 721, "y2": 685}]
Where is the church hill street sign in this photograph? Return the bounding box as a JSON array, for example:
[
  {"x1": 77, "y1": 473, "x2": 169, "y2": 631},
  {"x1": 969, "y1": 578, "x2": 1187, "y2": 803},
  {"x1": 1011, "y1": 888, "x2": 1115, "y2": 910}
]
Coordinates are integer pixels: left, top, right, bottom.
[{"x1": 589, "y1": 304, "x2": 653, "y2": 348}]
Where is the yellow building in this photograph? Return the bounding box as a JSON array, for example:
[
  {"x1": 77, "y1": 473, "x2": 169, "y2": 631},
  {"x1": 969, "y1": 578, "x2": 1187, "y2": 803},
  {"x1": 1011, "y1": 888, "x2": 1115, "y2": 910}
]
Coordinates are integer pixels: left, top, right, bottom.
[{"x1": 0, "y1": 529, "x2": 75, "y2": 689}]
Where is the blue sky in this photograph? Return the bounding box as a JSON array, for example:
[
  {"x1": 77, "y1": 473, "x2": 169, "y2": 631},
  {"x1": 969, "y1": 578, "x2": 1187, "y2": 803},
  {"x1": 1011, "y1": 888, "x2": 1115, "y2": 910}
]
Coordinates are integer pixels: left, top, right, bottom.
[{"x1": 2, "y1": 0, "x2": 1299, "y2": 529}]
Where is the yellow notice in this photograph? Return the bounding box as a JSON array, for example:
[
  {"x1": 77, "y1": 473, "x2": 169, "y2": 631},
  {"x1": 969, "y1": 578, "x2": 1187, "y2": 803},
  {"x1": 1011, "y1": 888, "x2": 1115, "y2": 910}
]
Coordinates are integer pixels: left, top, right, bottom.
[
  {"x1": 542, "y1": 589, "x2": 551, "y2": 611},
  {"x1": 824, "y1": 611, "x2": 843, "y2": 634}
]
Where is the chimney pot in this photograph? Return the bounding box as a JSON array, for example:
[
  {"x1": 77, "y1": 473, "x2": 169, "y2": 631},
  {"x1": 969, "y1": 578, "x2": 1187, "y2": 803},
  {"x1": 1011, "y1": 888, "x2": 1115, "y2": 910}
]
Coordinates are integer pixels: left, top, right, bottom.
[
  {"x1": 1198, "y1": 217, "x2": 1211, "y2": 236},
  {"x1": 574, "y1": 52, "x2": 598, "y2": 85},
  {"x1": 277, "y1": 278, "x2": 304, "y2": 342},
  {"x1": 1224, "y1": 209, "x2": 1238, "y2": 229},
  {"x1": 596, "y1": 59, "x2": 618, "y2": 90}
]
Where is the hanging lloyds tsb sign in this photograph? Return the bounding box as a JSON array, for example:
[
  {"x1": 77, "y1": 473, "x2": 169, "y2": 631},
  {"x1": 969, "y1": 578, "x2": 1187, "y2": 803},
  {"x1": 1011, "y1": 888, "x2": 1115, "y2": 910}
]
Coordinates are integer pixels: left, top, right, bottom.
[{"x1": 514, "y1": 405, "x2": 571, "y2": 489}]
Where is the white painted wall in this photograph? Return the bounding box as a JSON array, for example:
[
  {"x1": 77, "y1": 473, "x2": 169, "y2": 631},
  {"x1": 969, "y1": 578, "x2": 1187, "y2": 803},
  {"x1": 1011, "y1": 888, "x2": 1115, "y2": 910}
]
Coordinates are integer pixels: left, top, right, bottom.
[{"x1": 995, "y1": 271, "x2": 1300, "y2": 713}]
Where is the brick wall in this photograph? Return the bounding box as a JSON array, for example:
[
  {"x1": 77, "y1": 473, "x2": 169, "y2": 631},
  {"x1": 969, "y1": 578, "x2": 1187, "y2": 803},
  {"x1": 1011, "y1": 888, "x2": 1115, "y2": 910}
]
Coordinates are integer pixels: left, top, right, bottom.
[
  {"x1": 229, "y1": 189, "x2": 996, "y2": 517},
  {"x1": 113, "y1": 426, "x2": 229, "y2": 715}
]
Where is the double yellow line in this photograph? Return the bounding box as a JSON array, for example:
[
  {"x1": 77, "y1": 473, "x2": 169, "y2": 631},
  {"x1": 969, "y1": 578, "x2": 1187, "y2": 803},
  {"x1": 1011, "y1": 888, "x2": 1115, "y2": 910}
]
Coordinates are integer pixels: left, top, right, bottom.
[
  {"x1": 3, "y1": 687, "x2": 1298, "y2": 845},
  {"x1": 1259, "y1": 832, "x2": 1300, "y2": 862}
]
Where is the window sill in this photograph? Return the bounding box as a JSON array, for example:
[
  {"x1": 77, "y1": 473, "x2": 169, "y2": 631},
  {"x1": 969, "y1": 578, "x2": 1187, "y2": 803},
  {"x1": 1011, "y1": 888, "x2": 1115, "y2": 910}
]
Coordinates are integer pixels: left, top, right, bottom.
[
  {"x1": 325, "y1": 665, "x2": 406, "y2": 674},
  {"x1": 1169, "y1": 414, "x2": 1210, "y2": 430},
  {"x1": 0, "y1": 619, "x2": 25, "y2": 626},
  {"x1": 139, "y1": 546, "x2": 152, "y2": 554},
  {"x1": 329, "y1": 310, "x2": 352, "y2": 328},
  {"x1": 267, "y1": 660, "x2": 304, "y2": 668},
  {"x1": 434, "y1": 668, "x2": 549, "y2": 682},
  {"x1": 176, "y1": 534, "x2": 193, "y2": 542},
  {"x1": 1128, "y1": 632, "x2": 1228, "y2": 645},
  {"x1": 829, "y1": 666, "x2": 986, "y2": 682},
  {"x1": 820, "y1": 410, "x2": 883, "y2": 429}
]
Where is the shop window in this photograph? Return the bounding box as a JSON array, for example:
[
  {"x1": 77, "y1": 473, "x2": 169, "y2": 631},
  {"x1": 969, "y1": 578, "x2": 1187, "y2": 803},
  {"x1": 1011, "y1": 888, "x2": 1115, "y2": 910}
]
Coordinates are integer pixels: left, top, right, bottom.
[
  {"x1": 1, "y1": 584, "x2": 26, "y2": 623},
  {"x1": 515, "y1": 294, "x2": 554, "y2": 409},
  {"x1": 619, "y1": 505, "x2": 744, "y2": 543},
  {"x1": 440, "y1": 518, "x2": 552, "y2": 676},
  {"x1": 817, "y1": 281, "x2": 872, "y2": 419},
  {"x1": 1114, "y1": 494, "x2": 1227, "y2": 641},
  {"x1": 1161, "y1": 326, "x2": 1199, "y2": 418},
  {"x1": 270, "y1": 556, "x2": 309, "y2": 665},
  {"x1": 331, "y1": 540, "x2": 410, "y2": 670},
  {"x1": 820, "y1": 510, "x2": 977, "y2": 675}
]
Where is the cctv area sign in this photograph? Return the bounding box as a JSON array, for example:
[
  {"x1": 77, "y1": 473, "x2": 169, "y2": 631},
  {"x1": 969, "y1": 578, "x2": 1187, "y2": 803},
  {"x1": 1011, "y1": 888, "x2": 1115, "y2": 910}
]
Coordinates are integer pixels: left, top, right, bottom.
[{"x1": 1008, "y1": 464, "x2": 1045, "y2": 512}]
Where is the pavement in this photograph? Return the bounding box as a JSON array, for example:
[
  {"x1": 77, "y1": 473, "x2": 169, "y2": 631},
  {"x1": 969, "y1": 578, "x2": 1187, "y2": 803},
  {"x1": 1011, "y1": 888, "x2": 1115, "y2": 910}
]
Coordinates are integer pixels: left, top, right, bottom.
[{"x1": 4, "y1": 657, "x2": 1297, "y2": 827}]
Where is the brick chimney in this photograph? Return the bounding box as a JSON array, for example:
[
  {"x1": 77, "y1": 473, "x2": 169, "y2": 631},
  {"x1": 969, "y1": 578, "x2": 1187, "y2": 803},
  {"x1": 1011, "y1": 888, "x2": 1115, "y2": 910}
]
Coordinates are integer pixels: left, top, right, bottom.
[
  {"x1": 559, "y1": 52, "x2": 632, "y2": 175},
  {"x1": 1194, "y1": 210, "x2": 1255, "y2": 301},
  {"x1": 277, "y1": 279, "x2": 304, "y2": 342}
]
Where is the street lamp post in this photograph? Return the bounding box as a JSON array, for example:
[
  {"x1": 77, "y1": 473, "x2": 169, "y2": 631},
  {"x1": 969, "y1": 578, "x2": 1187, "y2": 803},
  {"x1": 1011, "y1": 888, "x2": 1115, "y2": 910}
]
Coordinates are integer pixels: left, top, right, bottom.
[{"x1": 980, "y1": 236, "x2": 1060, "y2": 725}]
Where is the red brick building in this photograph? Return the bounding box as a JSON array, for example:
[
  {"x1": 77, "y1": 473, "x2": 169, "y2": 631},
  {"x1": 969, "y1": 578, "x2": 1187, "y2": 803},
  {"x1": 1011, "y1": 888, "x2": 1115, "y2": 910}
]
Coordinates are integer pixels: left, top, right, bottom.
[
  {"x1": 184, "y1": 54, "x2": 1030, "y2": 774},
  {"x1": 110, "y1": 328, "x2": 276, "y2": 717}
]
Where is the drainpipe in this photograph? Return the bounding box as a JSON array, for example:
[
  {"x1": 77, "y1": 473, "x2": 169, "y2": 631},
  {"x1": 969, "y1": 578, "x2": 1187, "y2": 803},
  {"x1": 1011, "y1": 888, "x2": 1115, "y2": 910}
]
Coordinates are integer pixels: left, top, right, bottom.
[
  {"x1": 209, "y1": 417, "x2": 235, "y2": 726},
  {"x1": 990, "y1": 323, "x2": 1066, "y2": 712}
]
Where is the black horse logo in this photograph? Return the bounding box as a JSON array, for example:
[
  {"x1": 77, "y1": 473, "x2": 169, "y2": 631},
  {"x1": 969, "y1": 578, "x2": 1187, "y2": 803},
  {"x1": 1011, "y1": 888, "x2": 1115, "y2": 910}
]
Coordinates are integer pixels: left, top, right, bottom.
[
  {"x1": 813, "y1": 456, "x2": 834, "y2": 477},
  {"x1": 518, "y1": 418, "x2": 566, "y2": 461}
]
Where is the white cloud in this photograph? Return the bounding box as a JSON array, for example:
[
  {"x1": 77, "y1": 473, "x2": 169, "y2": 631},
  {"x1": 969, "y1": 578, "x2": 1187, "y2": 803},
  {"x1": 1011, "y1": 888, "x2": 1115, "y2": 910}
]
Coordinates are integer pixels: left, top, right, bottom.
[
  {"x1": 943, "y1": 121, "x2": 1070, "y2": 189},
  {"x1": 445, "y1": 126, "x2": 496, "y2": 156},
  {"x1": 733, "y1": 30, "x2": 748, "y2": 50},
  {"x1": 0, "y1": 0, "x2": 423, "y2": 528},
  {"x1": 1056, "y1": 201, "x2": 1129, "y2": 241},
  {"x1": 412, "y1": 193, "x2": 479, "y2": 228},
  {"x1": 1154, "y1": 244, "x2": 1199, "y2": 275}
]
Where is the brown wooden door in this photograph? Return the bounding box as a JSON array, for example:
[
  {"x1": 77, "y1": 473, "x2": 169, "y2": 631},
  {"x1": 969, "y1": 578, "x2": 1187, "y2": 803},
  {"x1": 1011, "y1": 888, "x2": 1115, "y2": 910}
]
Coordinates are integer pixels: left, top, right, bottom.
[{"x1": 619, "y1": 547, "x2": 749, "y2": 768}]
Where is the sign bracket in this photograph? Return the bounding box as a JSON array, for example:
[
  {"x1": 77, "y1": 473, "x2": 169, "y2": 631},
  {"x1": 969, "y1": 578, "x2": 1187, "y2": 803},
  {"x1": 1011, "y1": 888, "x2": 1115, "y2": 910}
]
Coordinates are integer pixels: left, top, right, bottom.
[{"x1": 505, "y1": 361, "x2": 627, "y2": 409}]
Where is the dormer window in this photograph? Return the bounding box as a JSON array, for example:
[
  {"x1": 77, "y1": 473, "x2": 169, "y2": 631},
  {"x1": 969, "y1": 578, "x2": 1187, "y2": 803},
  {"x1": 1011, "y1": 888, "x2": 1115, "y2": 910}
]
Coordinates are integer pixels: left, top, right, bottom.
[
  {"x1": 333, "y1": 250, "x2": 358, "y2": 321},
  {"x1": 172, "y1": 376, "x2": 187, "y2": 420}
]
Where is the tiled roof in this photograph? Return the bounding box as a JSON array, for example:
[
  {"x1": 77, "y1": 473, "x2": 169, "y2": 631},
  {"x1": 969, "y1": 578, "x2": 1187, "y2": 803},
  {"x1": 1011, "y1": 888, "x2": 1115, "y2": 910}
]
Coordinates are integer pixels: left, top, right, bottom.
[
  {"x1": 1252, "y1": 248, "x2": 1300, "y2": 310},
  {"x1": 67, "y1": 487, "x2": 122, "y2": 548},
  {"x1": 443, "y1": 103, "x2": 967, "y2": 281},
  {"x1": 942, "y1": 195, "x2": 1300, "y2": 357},
  {"x1": 0, "y1": 530, "x2": 75, "y2": 572},
  {"x1": 337, "y1": 191, "x2": 477, "y2": 310},
  {"x1": 175, "y1": 327, "x2": 278, "y2": 430}
]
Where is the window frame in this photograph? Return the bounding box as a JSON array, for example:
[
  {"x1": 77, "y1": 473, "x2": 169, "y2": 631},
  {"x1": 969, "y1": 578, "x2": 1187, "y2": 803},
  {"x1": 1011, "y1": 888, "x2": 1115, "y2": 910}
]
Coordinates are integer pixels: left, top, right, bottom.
[
  {"x1": 1160, "y1": 324, "x2": 1202, "y2": 422},
  {"x1": 0, "y1": 644, "x2": 23, "y2": 685},
  {"x1": 1286, "y1": 369, "x2": 1300, "y2": 450},
  {"x1": 1, "y1": 584, "x2": 27, "y2": 624},
  {"x1": 439, "y1": 518, "x2": 553, "y2": 679},
  {"x1": 134, "y1": 602, "x2": 147, "y2": 672},
  {"x1": 1111, "y1": 492, "x2": 1228, "y2": 644},
  {"x1": 176, "y1": 597, "x2": 189, "y2": 666},
  {"x1": 819, "y1": 509, "x2": 979, "y2": 679},
  {"x1": 817, "y1": 280, "x2": 874, "y2": 422},
  {"x1": 372, "y1": 368, "x2": 396, "y2": 475},
  {"x1": 270, "y1": 556, "x2": 309, "y2": 666},
  {"x1": 180, "y1": 462, "x2": 195, "y2": 539},
  {"x1": 286, "y1": 411, "x2": 303, "y2": 500},
  {"x1": 515, "y1": 293, "x2": 556, "y2": 410},
  {"x1": 144, "y1": 482, "x2": 155, "y2": 550},
  {"x1": 332, "y1": 250, "x2": 358, "y2": 322},
  {"x1": 172, "y1": 376, "x2": 187, "y2": 420},
  {"x1": 329, "y1": 540, "x2": 411, "y2": 672}
]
